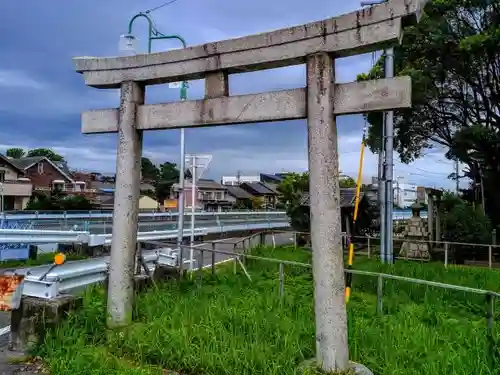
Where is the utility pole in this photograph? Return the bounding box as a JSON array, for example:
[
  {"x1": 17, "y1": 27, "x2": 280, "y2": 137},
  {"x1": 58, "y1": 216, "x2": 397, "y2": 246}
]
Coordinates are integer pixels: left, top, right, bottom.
[
  {"x1": 455, "y1": 159, "x2": 460, "y2": 194},
  {"x1": 361, "y1": 0, "x2": 393, "y2": 264},
  {"x1": 384, "y1": 47, "x2": 395, "y2": 265}
]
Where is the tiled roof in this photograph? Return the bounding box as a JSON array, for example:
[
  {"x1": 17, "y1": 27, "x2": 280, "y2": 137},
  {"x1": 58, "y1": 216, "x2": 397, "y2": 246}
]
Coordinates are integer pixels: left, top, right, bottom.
[
  {"x1": 226, "y1": 185, "x2": 253, "y2": 199},
  {"x1": 172, "y1": 179, "x2": 226, "y2": 190},
  {"x1": 0, "y1": 155, "x2": 25, "y2": 173},
  {"x1": 300, "y1": 188, "x2": 365, "y2": 208},
  {"x1": 9, "y1": 156, "x2": 45, "y2": 170},
  {"x1": 241, "y1": 182, "x2": 276, "y2": 195},
  {"x1": 260, "y1": 173, "x2": 283, "y2": 183}
]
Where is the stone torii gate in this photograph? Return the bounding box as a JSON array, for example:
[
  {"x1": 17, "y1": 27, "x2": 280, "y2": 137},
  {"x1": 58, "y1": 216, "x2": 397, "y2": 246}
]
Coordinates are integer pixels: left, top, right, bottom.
[{"x1": 73, "y1": 0, "x2": 425, "y2": 371}]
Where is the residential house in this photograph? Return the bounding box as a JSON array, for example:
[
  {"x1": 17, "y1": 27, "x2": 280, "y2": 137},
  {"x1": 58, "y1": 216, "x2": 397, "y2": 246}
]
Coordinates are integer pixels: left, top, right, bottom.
[
  {"x1": 91, "y1": 178, "x2": 157, "y2": 209},
  {"x1": 225, "y1": 185, "x2": 253, "y2": 209},
  {"x1": 100, "y1": 195, "x2": 162, "y2": 211},
  {"x1": 9, "y1": 157, "x2": 94, "y2": 197},
  {"x1": 171, "y1": 179, "x2": 232, "y2": 211},
  {"x1": 0, "y1": 155, "x2": 33, "y2": 210},
  {"x1": 239, "y1": 182, "x2": 278, "y2": 209}
]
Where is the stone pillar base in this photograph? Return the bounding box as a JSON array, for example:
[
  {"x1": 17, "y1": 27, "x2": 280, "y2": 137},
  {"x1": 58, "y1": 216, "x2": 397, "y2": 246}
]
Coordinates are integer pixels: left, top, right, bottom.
[{"x1": 298, "y1": 358, "x2": 373, "y2": 374}]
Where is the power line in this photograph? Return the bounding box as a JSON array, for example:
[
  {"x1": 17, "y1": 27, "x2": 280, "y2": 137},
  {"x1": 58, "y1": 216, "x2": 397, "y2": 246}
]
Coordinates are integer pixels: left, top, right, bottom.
[{"x1": 144, "y1": 0, "x2": 182, "y2": 14}]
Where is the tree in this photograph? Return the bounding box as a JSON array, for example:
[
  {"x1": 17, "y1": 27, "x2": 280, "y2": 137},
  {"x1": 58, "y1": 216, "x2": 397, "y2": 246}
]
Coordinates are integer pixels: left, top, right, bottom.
[
  {"x1": 440, "y1": 192, "x2": 491, "y2": 263},
  {"x1": 141, "y1": 157, "x2": 159, "y2": 182},
  {"x1": 6, "y1": 148, "x2": 25, "y2": 159},
  {"x1": 251, "y1": 196, "x2": 264, "y2": 210},
  {"x1": 339, "y1": 176, "x2": 356, "y2": 188},
  {"x1": 26, "y1": 191, "x2": 94, "y2": 211},
  {"x1": 358, "y1": 0, "x2": 500, "y2": 224},
  {"x1": 156, "y1": 162, "x2": 181, "y2": 202},
  {"x1": 26, "y1": 148, "x2": 65, "y2": 162},
  {"x1": 277, "y1": 172, "x2": 310, "y2": 233}
]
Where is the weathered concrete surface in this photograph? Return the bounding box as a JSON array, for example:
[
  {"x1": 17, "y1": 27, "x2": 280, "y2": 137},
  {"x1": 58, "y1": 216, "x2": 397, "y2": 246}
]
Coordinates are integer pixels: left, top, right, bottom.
[
  {"x1": 299, "y1": 358, "x2": 374, "y2": 375},
  {"x1": 74, "y1": 0, "x2": 426, "y2": 88},
  {"x1": 82, "y1": 77, "x2": 411, "y2": 133},
  {"x1": 306, "y1": 53, "x2": 348, "y2": 370},
  {"x1": 205, "y1": 71, "x2": 229, "y2": 98},
  {"x1": 106, "y1": 81, "x2": 144, "y2": 328},
  {"x1": 9, "y1": 296, "x2": 82, "y2": 353},
  {"x1": 77, "y1": 19, "x2": 401, "y2": 88}
]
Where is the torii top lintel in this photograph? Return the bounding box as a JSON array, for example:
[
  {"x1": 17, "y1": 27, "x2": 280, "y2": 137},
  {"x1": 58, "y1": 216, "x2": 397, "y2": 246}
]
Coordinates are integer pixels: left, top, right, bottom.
[{"x1": 73, "y1": 0, "x2": 428, "y2": 89}]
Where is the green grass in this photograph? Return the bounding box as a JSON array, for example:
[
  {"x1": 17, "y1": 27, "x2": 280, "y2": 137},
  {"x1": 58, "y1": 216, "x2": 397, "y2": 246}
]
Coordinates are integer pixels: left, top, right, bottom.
[
  {"x1": 36, "y1": 246, "x2": 500, "y2": 375},
  {"x1": 0, "y1": 252, "x2": 87, "y2": 269}
]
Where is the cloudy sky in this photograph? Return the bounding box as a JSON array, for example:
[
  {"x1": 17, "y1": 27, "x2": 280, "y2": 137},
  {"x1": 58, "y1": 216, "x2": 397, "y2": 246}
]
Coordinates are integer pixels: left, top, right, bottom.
[{"x1": 1, "y1": 0, "x2": 462, "y2": 189}]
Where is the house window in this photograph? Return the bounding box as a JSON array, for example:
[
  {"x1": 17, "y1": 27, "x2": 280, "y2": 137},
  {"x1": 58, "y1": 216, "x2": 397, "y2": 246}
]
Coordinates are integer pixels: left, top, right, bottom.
[
  {"x1": 215, "y1": 192, "x2": 222, "y2": 200},
  {"x1": 0, "y1": 171, "x2": 4, "y2": 183},
  {"x1": 37, "y1": 163, "x2": 44, "y2": 174}
]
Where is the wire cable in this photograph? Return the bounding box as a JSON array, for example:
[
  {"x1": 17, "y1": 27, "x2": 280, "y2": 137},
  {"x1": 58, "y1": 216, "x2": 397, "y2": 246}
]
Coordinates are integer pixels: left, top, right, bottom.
[{"x1": 144, "y1": 0, "x2": 182, "y2": 14}]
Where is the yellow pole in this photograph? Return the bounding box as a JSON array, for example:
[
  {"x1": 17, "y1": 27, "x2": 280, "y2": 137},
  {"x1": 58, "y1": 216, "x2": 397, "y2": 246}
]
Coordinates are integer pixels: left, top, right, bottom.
[{"x1": 345, "y1": 139, "x2": 365, "y2": 303}]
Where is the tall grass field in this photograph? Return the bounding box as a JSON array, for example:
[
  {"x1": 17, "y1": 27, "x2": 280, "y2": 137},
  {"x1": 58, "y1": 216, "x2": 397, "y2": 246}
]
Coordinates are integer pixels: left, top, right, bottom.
[{"x1": 36, "y1": 246, "x2": 500, "y2": 375}]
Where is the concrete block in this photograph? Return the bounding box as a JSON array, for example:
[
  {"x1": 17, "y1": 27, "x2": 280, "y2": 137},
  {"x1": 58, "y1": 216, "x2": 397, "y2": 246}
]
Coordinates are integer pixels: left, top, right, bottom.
[{"x1": 9, "y1": 295, "x2": 82, "y2": 352}]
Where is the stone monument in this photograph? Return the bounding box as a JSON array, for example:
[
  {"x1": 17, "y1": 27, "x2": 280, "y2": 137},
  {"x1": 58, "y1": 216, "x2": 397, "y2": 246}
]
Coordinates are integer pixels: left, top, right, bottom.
[{"x1": 399, "y1": 203, "x2": 431, "y2": 260}]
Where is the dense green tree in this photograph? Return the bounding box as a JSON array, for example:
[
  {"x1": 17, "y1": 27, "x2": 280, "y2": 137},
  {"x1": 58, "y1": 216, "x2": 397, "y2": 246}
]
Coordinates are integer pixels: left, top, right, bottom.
[
  {"x1": 439, "y1": 192, "x2": 491, "y2": 263},
  {"x1": 339, "y1": 176, "x2": 356, "y2": 188},
  {"x1": 358, "y1": 0, "x2": 500, "y2": 224},
  {"x1": 26, "y1": 148, "x2": 65, "y2": 162},
  {"x1": 5, "y1": 148, "x2": 25, "y2": 159},
  {"x1": 26, "y1": 191, "x2": 94, "y2": 211},
  {"x1": 141, "y1": 157, "x2": 159, "y2": 182}
]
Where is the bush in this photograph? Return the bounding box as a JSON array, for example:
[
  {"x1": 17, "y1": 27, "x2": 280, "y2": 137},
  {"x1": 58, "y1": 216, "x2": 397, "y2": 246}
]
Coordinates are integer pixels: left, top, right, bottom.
[{"x1": 440, "y1": 192, "x2": 491, "y2": 263}]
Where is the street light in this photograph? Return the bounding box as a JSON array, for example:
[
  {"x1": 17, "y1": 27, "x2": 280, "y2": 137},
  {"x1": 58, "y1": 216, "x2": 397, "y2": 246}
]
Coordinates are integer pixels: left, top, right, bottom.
[{"x1": 121, "y1": 12, "x2": 189, "y2": 262}]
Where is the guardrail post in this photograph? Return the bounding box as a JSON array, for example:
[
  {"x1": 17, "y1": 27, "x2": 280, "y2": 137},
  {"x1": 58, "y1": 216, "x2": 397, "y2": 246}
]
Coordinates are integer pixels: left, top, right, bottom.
[
  {"x1": 486, "y1": 293, "x2": 495, "y2": 362},
  {"x1": 233, "y1": 243, "x2": 237, "y2": 274},
  {"x1": 444, "y1": 242, "x2": 449, "y2": 268},
  {"x1": 367, "y1": 237, "x2": 371, "y2": 258},
  {"x1": 279, "y1": 262, "x2": 284, "y2": 299},
  {"x1": 211, "y1": 242, "x2": 216, "y2": 275},
  {"x1": 377, "y1": 275, "x2": 383, "y2": 315},
  {"x1": 489, "y1": 245, "x2": 492, "y2": 269},
  {"x1": 293, "y1": 232, "x2": 297, "y2": 249},
  {"x1": 197, "y1": 248, "x2": 204, "y2": 286}
]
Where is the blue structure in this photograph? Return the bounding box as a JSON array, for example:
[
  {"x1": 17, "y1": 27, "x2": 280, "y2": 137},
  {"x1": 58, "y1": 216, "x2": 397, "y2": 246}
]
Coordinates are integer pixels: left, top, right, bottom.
[{"x1": 0, "y1": 218, "x2": 33, "y2": 261}]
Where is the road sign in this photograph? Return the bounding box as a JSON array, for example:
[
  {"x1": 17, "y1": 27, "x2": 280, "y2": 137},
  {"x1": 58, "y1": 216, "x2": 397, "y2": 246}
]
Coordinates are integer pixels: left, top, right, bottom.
[{"x1": 185, "y1": 154, "x2": 212, "y2": 180}]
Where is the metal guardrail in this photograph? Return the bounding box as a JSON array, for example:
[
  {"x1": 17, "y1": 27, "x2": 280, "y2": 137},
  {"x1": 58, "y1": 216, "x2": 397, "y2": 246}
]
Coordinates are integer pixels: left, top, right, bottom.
[
  {"x1": 0, "y1": 229, "x2": 91, "y2": 244},
  {"x1": 0, "y1": 210, "x2": 287, "y2": 220},
  {"x1": 18, "y1": 248, "x2": 179, "y2": 299},
  {"x1": 0, "y1": 221, "x2": 290, "y2": 245}
]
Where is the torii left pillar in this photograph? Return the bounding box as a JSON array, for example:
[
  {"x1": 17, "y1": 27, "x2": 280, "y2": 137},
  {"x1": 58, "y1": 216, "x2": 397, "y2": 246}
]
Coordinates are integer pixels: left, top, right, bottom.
[{"x1": 107, "y1": 81, "x2": 144, "y2": 327}]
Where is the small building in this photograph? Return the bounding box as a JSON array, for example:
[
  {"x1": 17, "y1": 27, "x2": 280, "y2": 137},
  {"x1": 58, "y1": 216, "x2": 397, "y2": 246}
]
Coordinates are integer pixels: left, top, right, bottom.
[
  {"x1": 240, "y1": 182, "x2": 278, "y2": 209},
  {"x1": 100, "y1": 195, "x2": 161, "y2": 211},
  {"x1": 221, "y1": 175, "x2": 260, "y2": 185},
  {"x1": 226, "y1": 185, "x2": 254, "y2": 209},
  {"x1": 171, "y1": 179, "x2": 232, "y2": 211},
  {"x1": 0, "y1": 155, "x2": 33, "y2": 210},
  {"x1": 394, "y1": 182, "x2": 417, "y2": 208}
]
